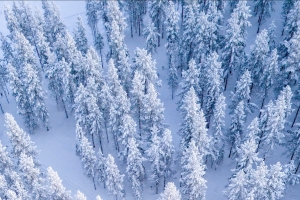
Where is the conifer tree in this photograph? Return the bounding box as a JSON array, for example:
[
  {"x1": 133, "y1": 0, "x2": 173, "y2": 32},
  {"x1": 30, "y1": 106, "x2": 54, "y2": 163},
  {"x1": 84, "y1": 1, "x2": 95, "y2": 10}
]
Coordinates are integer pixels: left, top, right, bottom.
[
  {"x1": 5, "y1": 113, "x2": 38, "y2": 159},
  {"x1": 79, "y1": 136, "x2": 97, "y2": 190},
  {"x1": 74, "y1": 190, "x2": 87, "y2": 200},
  {"x1": 180, "y1": 140, "x2": 207, "y2": 200},
  {"x1": 286, "y1": 124, "x2": 300, "y2": 172},
  {"x1": 282, "y1": 0, "x2": 296, "y2": 36},
  {"x1": 253, "y1": 0, "x2": 275, "y2": 33},
  {"x1": 47, "y1": 167, "x2": 71, "y2": 200},
  {"x1": 161, "y1": 129, "x2": 174, "y2": 187},
  {"x1": 18, "y1": 153, "x2": 48, "y2": 199},
  {"x1": 0, "y1": 141, "x2": 13, "y2": 173},
  {"x1": 105, "y1": 154, "x2": 125, "y2": 200},
  {"x1": 224, "y1": 169, "x2": 250, "y2": 200},
  {"x1": 4, "y1": 169, "x2": 29, "y2": 199},
  {"x1": 158, "y1": 182, "x2": 181, "y2": 200},
  {"x1": 211, "y1": 94, "x2": 226, "y2": 167},
  {"x1": 73, "y1": 16, "x2": 88, "y2": 56},
  {"x1": 126, "y1": 137, "x2": 145, "y2": 200},
  {"x1": 143, "y1": 21, "x2": 160, "y2": 55},
  {"x1": 228, "y1": 101, "x2": 245, "y2": 158},
  {"x1": 96, "y1": 150, "x2": 106, "y2": 189},
  {"x1": 282, "y1": 1, "x2": 300, "y2": 41},
  {"x1": 133, "y1": 47, "x2": 158, "y2": 94}
]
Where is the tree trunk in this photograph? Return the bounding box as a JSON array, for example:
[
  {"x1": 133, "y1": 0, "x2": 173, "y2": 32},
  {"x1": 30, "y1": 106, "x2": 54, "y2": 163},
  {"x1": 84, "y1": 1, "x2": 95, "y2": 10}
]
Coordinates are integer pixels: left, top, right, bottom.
[
  {"x1": 91, "y1": 133, "x2": 95, "y2": 148},
  {"x1": 104, "y1": 119, "x2": 109, "y2": 143},
  {"x1": 292, "y1": 106, "x2": 300, "y2": 128},
  {"x1": 228, "y1": 146, "x2": 233, "y2": 158},
  {"x1": 259, "y1": 97, "x2": 265, "y2": 118},
  {"x1": 62, "y1": 99, "x2": 69, "y2": 118},
  {"x1": 224, "y1": 76, "x2": 228, "y2": 91},
  {"x1": 0, "y1": 103, "x2": 4, "y2": 114},
  {"x1": 93, "y1": 177, "x2": 97, "y2": 190},
  {"x1": 98, "y1": 129, "x2": 103, "y2": 153},
  {"x1": 3, "y1": 89, "x2": 9, "y2": 103}
]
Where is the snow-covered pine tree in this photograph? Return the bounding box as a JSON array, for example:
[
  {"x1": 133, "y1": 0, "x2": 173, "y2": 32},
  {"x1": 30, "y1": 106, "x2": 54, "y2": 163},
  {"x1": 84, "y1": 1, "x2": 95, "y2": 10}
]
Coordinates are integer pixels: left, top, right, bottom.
[
  {"x1": 105, "y1": 154, "x2": 125, "y2": 199},
  {"x1": 258, "y1": 48, "x2": 278, "y2": 115},
  {"x1": 96, "y1": 195, "x2": 103, "y2": 200},
  {"x1": 282, "y1": 1, "x2": 300, "y2": 41},
  {"x1": 250, "y1": 161, "x2": 269, "y2": 199},
  {"x1": 158, "y1": 182, "x2": 181, "y2": 200},
  {"x1": 282, "y1": 0, "x2": 296, "y2": 36},
  {"x1": 161, "y1": 128, "x2": 174, "y2": 188},
  {"x1": 230, "y1": 70, "x2": 255, "y2": 116},
  {"x1": 228, "y1": 101, "x2": 245, "y2": 158},
  {"x1": 165, "y1": 0, "x2": 180, "y2": 78},
  {"x1": 125, "y1": 0, "x2": 147, "y2": 37},
  {"x1": 73, "y1": 16, "x2": 88, "y2": 56},
  {"x1": 142, "y1": 21, "x2": 160, "y2": 55},
  {"x1": 268, "y1": 21, "x2": 277, "y2": 51},
  {"x1": 18, "y1": 153, "x2": 47, "y2": 199},
  {"x1": 131, "y1": 71, "x2": 146, "y2": 135},
  {"x1": 47, "y1": 167, "x2": 71, "y2": 200},
  {"x1": 4, "y1": 169, "x2": 29, "y2": 199},
  {"x1": 126, "y1": 137, "x2": 145, "y2": 200},
  {"x1": 118, "y1": 113, "x2": 137, "y2": 161},
  {"x1": 203, "y1": 52, "x2": 223, "y2": 126},
  {"x1": 96, "y1": 150, "x2": 106, "y2": 189},
  {"x1": 146, "y1": 126, "x2": 164, "y2": 194},
  {"x1": 266, "y1": 162, "x2": 286, "y2": 200},
  {"x1": 41, "y1": 0, "x2": 67, "y2": 47},
  {"x1": 3, "y1": 4, "x2": 20, "y2": 39},
  {"x1": 141, "y1": 83, "x2": 166, "y2": 140},
  {"x1": 286, "y1": 123, "x2": 300, "y2": 172},
  {"x1": 149, "y1": 0, "x2": 168, "y2": 47},
  {"x1": 5, "y1": 113, "x2": 38, "y2": 160},
  {"x1": 247, "y1": 29, "x2": 269, "y2": 92},
  {"x1": 180, "y1": 1, "x2": 197, "y2": 71},
  {"x1": 107, "y1": 59, "x2": 131, "y2": 151},
  {"x1": 211, "y1": 93, "x2": 226, "y2": 167},
  {"x1": 74, "y1": 190, "x2": 87, "y2": 200},
  {"x1": 177, "y1": 59, "x2": 201, "y2": 108},
  {"x1": 179, "y1": 87, "x2": 211, "y2": 156},
  {"x1": 221, "y1": 0, "x2": 251, "y2": 88},
  {"x1": 79, "y1": 136, "x2": 97, "y2": 190},
  {"x1": 98, "y1": 82, "x2": 111, "y2": 143},
  {"x1": 281, "y1": 29, "x2": 300, "y2": 86},
  {"x1": 224, "y1": 169, "x2": 250, "y2": 200},
  {"x1": 0, "y1": 141, "x2": 13, "y2": 173},
  {"x1": 133, "y1": 47, "x2": 158, "y2": 94},
  {"x1": 180, "y1": 140, "x2": 207, "y2": 200},
  {"x1": 253, "y1": 0, "x2": 275, "y2": 33},
  {"x1": 236, "y1": 118, "x2": 262, "y2": 172}
]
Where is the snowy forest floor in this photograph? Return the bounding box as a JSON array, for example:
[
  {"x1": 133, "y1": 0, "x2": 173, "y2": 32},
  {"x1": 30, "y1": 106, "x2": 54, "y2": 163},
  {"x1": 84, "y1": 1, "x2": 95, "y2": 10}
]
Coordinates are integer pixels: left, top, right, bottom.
[{"x1": 0, "y1": 1, "x2": 300, "y2": 199}]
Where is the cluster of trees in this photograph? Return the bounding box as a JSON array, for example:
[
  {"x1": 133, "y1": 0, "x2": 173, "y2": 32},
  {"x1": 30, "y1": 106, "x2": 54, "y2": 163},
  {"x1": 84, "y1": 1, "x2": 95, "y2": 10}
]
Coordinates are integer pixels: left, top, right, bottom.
[
  {"x1": 0, "y1": 113, "x2": 102, "y2": 200},
  {"x1": 1, "y1": 0, "x2": 300, "y2": 199}
]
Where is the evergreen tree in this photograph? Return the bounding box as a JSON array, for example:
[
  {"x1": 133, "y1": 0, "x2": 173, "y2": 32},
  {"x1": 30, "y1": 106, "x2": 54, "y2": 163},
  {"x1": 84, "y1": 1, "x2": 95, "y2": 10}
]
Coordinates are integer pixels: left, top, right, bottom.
[
  {"x1": 143, "y1": 21, "x2": 160, "y2": 55},
  {"x1": 268, "y1": 21, "x2": 277, "y2": 51},
  {"x1": 149, "y1": 0, "x2": 168, "y2": 47},
  {"x1": 141, "y1": 83, "x2": 166, "y2": 139},
  {"x1": 96, "y1": 150, "x2": 106, "y2": 189},
  {"x1": 282, "y1": 1, "x2": 300, "y2": 41},
  {"x1": 281, "y1": 0, "x2": 296, "y2": 36},
  {"x1": 18, "y1": 153, "x2": 47, "y2": 199},
  {"x1": 41, "y1": 0, "x2": 67, "y2": 47},
  {"x1": 126, "y1": 137, "x2": 145, "y2": 200},
  {"x1": 250, "y1": 161, "x2": 269, "y2": 199},
  {"x1": 230, "y1": 70, "x2": 255, "y2": 116},
  {"x1": 105, "y1": 154, "x2": 125, "y2": 200},
  {"x1": 0, "y1": 141, "x2": 13, "y2": 173},
  {"x1": 221, "y1": 1, "x2": 251, "y2": 88},
  {"x1": 266, "y1": 162, "x2": 286, "y2": 200},
  {"x1": 253, "y1": 0, "x2": 275, "y2": 33},
  {"x1": 179, "y1": 87, "x2": 211, "y2": 156},
  {"x1": 224, "y1": 169, "x2": 250, "y2": 200},
  {"x1": 211, "y1": 94, "x2": 226, "y2": 167},
  {"x1": 286, "y1": 123, "x2": 300, "y2": 171},
  {"x1": 248, "y1": 29, "x2": 270, "y2": 91},
  {"x1": 74, "y1": 190, "x2": 87, "y2": 200},
  {"x1": 203, "y1": 52, "x2": 223, "y2": 125},
  {"x1": 161, "y1": 129, "x2": 174, "y2": 187},
  {"x1": 5, "y1": 113, "x2": 38, "y2": 159},
  {"x1": 180, "y1": 140, "x2": 207, "y2": 200},
  {"x1": 73, "y1": 16, "x2": 88, "y2": 56},
  {"x1": 79, "y1": 136, "x2": 97, "y2": 190},
  {"x1": 228, "y1": 101, "x2": 245, "y2": 158},
  {"x1": 158, "y1": 182, "x2": 181, "y2": 200},
  {"x1": 146, "y1": 126, "x2": 164, "y2": 194},
  {"x1": 133, "y1": 47, "x2": 158, "y2": 94},
  {"x1": 4, "y1": 169, "x2": 29, "y2": 199},
  {"x1": 125, "y1": 0, "x2": 147, "y2": 37},
  {"x1": 47, "y1": 167, "x2": 71, "y2": 200},
  {"x1": 178, "y1": 59, "x2": 201, "y2": 108}
]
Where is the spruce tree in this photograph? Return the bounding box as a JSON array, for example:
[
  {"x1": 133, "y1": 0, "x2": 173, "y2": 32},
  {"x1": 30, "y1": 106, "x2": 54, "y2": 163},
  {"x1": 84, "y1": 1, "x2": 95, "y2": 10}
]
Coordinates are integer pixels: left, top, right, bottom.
[
  {"x1": 158, "y1": 182, "x2": 181, "y2": 200},
  {"x1": 47, "y1": 167, "x2": 71, "y2": 200},
  {"x1": 253, "y1": 0, "x2": 275, "y2": 33},
  {"x1": 105, "y1": 154, "x2": 125, "y2": 200},
  {"x1": 180, "y1": 140, "x2": 207, "y2": 200},
  {"x1": 73, "y1": 16, "x2": 88, "y2": 56},
  {"x1": 143, "y1": 21, "x2": 160, "y2": 55}
]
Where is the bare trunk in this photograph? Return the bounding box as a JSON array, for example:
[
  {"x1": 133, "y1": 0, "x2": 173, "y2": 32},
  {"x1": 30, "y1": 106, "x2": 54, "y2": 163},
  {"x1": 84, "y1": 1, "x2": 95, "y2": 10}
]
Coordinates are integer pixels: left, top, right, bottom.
[
  {"x1": 93, "y1": 177, "x2": 97, "y2": 190},
  {"x1": 62, "y1": 99, "x2": 69, "y2": 118},
  {"x1": 0, "y1": 103, "x2": 4, "y2": 114},
  {"x1": 292, "y1": 106, "x2": 300, "y2": 128},
  {"x1": 259, "y1": 97, "x2": 265, "y2": 118}
]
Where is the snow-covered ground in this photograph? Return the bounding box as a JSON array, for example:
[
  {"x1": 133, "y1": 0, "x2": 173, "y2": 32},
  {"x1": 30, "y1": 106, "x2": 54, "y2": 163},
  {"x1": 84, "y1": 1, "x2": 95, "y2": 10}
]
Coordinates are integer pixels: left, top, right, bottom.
[{"x1": 0, "y1": 1, "x2": 299, "y2": 199}]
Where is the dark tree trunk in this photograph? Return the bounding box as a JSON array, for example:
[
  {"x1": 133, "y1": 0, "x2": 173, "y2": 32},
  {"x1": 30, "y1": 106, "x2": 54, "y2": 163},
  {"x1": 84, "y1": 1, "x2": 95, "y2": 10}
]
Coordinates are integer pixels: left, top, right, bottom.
[
  {"x1": 0, "y1": 103, "x2": 4, "y2": 114},
  {"x1": 292, "y1": 106, "x2": 300, "y2": 128},
  {"x1": 62, "y1": 99, "x2": 69, "y2": 118}
]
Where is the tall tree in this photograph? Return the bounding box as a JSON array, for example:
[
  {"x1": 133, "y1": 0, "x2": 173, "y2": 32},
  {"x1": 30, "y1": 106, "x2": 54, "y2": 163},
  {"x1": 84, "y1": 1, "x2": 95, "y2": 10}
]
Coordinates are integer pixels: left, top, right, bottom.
[
  {"x1": 73, "y1": 16, "x2": 88, "y2": 56},
  {"x1": 105, "y1": 154, "x2": 125, "y2": 200},
  {"x1": 142, "y1": 21, "x2": 160, "y2": 55},
  {"x1": 47, "y1": 167, "x2": 72, "y2": 200},
  {"x1": 158, "y1": 182, "x2": 181, "y2": 200},
  {"x1": 253, "y1": 0, "x2": 275, "y2": 33},
  {"x1": 180, "y1": 140, "x2": 207, "y2": 200}
]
